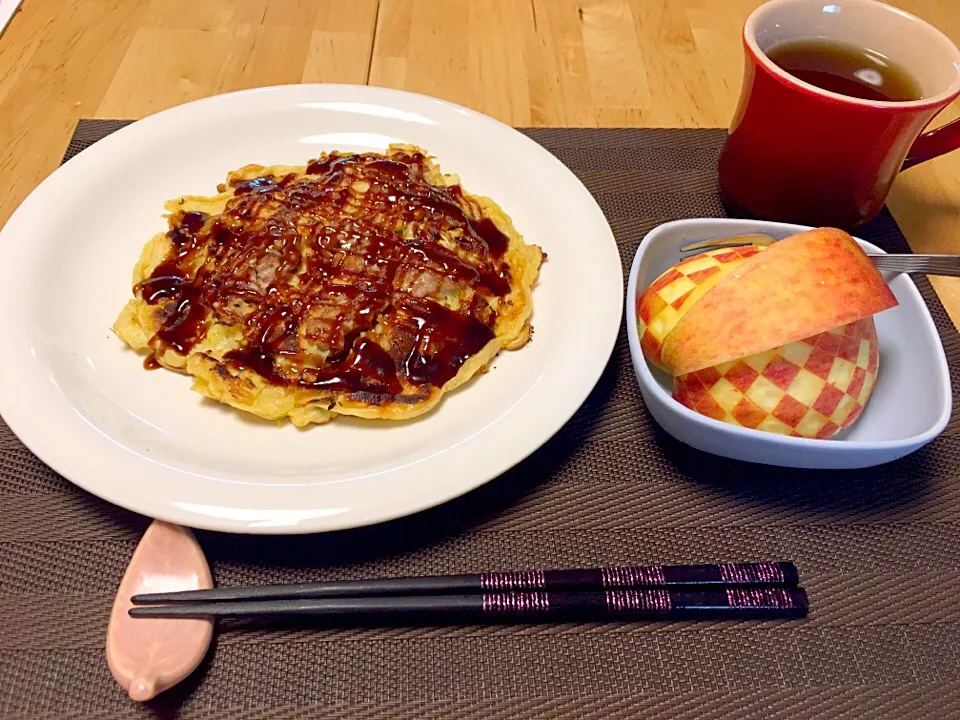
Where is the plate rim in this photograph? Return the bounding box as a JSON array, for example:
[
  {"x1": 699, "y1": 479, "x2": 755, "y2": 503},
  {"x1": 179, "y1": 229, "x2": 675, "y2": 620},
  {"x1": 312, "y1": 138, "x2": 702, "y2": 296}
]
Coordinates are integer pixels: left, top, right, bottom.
[{"x1": 0, "y1": 84, "x2": 625, "y2": 534}]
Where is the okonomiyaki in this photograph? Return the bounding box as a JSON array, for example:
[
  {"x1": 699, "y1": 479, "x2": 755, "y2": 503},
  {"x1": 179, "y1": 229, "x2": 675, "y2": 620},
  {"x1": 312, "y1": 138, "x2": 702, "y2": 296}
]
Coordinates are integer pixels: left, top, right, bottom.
[{"x1": 113, "y1": 144, "x2": 543, "y2": 426}]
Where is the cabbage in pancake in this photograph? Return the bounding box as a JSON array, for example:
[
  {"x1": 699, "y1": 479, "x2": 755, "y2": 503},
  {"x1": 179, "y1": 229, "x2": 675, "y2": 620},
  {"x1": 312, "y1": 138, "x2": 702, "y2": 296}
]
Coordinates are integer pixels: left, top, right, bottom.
[{"x1": 114, "y1": 144, "x2": 543, "y2": 426}]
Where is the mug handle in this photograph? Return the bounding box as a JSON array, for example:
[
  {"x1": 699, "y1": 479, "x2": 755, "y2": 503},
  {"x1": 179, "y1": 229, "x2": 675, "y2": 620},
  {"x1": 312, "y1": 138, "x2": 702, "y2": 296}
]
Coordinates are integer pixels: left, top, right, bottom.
[{"x1": 902, "y1": 117, "x2": 960, "y2": 169}]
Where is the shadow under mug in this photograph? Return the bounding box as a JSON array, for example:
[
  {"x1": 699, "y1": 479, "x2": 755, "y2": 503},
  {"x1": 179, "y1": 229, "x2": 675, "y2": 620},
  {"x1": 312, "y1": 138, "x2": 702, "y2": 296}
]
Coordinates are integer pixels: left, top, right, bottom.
[{"x1": 718, "y1": 0, "x2": 960, "y2": 229}]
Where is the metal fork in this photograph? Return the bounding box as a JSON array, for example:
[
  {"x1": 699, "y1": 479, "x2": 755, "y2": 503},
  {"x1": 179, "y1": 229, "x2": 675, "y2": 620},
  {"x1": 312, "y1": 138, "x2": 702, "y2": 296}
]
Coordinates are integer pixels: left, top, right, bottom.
[{"x1": 678, "y1": 235, "x2": 960, "y2": 277}]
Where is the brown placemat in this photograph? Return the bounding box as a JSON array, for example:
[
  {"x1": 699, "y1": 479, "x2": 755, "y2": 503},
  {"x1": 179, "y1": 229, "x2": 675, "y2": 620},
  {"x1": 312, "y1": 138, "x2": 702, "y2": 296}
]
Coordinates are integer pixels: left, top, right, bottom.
[{"x1": 1, "y1": 121, "x2": 959, "y2": 719}]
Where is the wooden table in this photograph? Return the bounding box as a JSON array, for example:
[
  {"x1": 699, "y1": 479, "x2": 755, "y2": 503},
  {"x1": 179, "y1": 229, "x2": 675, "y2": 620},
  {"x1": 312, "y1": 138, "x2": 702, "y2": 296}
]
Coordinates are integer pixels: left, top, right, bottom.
[{"x1": 2, "y1": 0, "x2": 959, "y2": 324}]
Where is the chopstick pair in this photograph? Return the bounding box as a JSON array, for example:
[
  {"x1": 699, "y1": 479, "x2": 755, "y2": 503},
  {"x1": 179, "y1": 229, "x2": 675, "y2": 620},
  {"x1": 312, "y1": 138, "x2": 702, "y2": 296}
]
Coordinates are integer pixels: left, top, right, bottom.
[{"x1": 130, "y1": 561, "x2": 808, "y2": 622}]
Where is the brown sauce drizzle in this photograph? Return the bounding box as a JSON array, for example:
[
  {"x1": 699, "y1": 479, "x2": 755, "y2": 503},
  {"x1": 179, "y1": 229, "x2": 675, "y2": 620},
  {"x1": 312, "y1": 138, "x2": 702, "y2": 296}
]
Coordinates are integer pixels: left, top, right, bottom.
[{"x1": 135, "y1": 150, "x2": 514, "y2": 395}]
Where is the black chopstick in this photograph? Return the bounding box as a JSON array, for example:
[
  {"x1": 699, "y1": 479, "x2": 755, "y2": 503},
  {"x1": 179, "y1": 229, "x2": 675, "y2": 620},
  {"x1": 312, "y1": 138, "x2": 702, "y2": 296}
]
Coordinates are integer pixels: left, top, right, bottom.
[
  {"x1": 130, "y1": 587, "x2": 808, "y2": 621},
  {"x1": 132, "y1": 562, "x2": 799, "y2": 604},
  {"x1": 131, "y1": 561, "x2": 798, "y2": 605}
]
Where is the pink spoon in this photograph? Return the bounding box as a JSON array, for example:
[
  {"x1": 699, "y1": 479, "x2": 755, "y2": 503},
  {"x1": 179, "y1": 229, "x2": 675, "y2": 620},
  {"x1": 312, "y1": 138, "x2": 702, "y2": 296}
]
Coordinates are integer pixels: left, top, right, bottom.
[{"x1": 106, "y1": 520, "x2": 214, "y2": 702}]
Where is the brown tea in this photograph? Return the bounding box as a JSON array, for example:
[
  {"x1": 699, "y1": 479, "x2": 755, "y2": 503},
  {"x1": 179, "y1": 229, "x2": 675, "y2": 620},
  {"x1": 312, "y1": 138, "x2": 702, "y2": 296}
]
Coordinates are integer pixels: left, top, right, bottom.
[{"x1": 766, "y1": 38, "x2": 923, "y2": 102}]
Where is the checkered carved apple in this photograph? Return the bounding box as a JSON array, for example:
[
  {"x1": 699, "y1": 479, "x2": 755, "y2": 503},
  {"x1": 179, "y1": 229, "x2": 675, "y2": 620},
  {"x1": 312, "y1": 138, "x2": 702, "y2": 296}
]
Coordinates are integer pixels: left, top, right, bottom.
[
  {"x1": 637, "y1": 244, "x2": 764, "y2": 371},
  {"x1": 636, "y1": 228, "x2": 898, "y2": 439}
]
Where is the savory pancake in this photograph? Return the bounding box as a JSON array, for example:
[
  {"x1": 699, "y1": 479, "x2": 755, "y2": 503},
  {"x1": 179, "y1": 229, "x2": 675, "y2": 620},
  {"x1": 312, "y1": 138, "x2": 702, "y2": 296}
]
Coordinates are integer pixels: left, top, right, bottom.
[{"x1": 114, "y1": 144, "x2": 543, "y2": 426}]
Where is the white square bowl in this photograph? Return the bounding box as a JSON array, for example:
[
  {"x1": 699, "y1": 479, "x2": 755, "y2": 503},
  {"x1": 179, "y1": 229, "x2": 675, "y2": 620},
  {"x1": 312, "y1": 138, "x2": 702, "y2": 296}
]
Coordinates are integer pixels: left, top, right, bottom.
[{"x1": 626, "y1": 218, "x2": 952, "y2": 469}]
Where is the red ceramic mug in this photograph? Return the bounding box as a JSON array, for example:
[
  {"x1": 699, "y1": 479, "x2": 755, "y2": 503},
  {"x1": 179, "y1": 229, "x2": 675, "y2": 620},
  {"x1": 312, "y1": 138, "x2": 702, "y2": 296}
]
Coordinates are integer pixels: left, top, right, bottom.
[{"x1": 718, "y1": 0, "x2": 960, "y2": 229}]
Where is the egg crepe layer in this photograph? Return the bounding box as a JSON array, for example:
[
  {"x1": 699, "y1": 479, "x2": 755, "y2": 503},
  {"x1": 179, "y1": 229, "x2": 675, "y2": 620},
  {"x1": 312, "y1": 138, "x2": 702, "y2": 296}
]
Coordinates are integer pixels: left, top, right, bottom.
[{"x1": 114, "y1": 144, "x2": 543, "y2": 426}]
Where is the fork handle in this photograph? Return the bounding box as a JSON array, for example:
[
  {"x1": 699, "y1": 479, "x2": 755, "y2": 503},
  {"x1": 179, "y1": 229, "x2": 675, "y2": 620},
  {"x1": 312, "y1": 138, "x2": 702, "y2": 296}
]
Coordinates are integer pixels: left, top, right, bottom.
[{"x1": 871, "y1": 254, "x2": 960, "y2": 277}]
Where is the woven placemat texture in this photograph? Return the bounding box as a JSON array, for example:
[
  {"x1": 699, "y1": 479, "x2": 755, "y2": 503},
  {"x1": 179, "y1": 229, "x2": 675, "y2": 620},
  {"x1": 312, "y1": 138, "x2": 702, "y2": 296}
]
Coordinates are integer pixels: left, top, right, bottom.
[{"x1": 1, "y1": 121, "x2": 959, "y2": 719}]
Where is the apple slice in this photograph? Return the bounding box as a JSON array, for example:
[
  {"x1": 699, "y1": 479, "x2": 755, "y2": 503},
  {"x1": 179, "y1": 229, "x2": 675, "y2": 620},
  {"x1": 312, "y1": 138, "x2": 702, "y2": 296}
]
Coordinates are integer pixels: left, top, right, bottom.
[{"x1": 660, "y1": 228, "x2": 897, "y2": 376}]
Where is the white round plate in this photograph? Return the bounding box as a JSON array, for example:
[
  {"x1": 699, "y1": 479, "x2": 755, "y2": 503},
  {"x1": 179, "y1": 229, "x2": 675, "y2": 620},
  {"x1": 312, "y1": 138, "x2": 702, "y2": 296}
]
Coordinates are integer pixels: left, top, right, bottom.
[{"x1": 0, "y1": 85, "x2": 622, "y2": 534}]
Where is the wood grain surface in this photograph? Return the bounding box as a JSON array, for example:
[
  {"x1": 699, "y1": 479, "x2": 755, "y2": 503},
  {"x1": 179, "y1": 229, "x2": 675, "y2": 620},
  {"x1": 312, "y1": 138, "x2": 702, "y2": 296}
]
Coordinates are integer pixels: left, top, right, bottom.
[{"x1": 1, "y1": 0, "x2": 958, "y2": 323}]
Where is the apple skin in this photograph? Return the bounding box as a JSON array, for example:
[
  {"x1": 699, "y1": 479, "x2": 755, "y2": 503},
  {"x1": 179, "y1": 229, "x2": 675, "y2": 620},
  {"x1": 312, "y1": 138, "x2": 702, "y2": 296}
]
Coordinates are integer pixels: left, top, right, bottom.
[
  {"x1": 635, "y1": 228, "x2": 896, "y2": 438},
  {"x1": 661, "y1": 228, "x2": 897, "y2": 376},
  {"x1": 672, "y1": 317, "x2": 879, "y2": 439}
]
